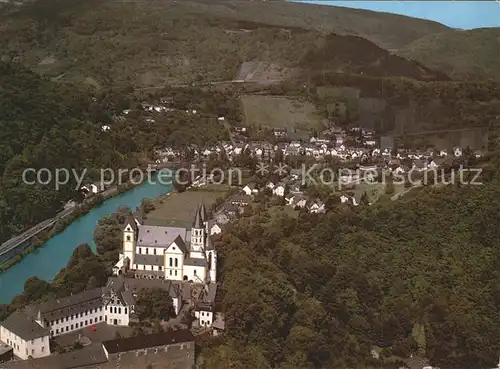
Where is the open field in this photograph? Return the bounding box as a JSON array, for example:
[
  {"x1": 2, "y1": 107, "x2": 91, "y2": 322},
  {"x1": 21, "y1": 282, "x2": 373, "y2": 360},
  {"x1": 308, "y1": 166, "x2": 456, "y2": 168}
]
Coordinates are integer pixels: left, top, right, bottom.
[
  {"x1": 144, "y1": 187, "x2": 228, "y2": 228},
  {"x1": 394, "y1": 127, "x2": 489, "y2": 151},
  {"x1": 241, "y1": 95, "x2": 323, "y2": 135}
]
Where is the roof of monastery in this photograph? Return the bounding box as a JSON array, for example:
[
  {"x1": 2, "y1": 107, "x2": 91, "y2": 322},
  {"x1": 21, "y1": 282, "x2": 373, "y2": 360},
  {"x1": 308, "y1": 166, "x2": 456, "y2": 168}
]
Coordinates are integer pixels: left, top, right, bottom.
[{"x1": 136, "y1": 226, "x2": 189, "y2": 250}]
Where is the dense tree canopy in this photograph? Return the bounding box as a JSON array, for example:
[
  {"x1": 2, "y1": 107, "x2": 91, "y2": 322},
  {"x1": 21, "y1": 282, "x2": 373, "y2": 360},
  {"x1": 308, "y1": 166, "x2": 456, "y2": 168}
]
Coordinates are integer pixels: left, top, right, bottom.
[{"x1": 204, "y1": 179, "x2": 500, "y2": 369}]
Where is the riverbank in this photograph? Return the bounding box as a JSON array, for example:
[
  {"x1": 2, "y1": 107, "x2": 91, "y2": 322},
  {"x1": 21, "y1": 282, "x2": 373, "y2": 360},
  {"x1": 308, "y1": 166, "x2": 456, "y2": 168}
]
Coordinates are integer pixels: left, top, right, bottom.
[
  {"x1": 0, "y1": 175, "x2": 173, "y2": 304},
  {"x1": 0, "y1": 180, "x2": 141, "y2": 273}
]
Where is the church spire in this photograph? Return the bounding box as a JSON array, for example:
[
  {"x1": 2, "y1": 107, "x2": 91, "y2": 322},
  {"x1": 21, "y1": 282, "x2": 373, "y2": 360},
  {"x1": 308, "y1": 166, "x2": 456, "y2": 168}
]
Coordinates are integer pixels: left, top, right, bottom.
[
  {"x1": 200, "y1": 201, "x2": 207, "y2": 223},
  {"x1": 193, "y1": 207, "x2": 203, "y2": 229}
]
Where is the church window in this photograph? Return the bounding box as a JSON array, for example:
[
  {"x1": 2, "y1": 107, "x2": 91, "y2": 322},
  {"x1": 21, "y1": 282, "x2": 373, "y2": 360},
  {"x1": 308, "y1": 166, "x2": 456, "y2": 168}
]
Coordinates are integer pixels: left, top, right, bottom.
[
  {"x1": 119, "y1": 308, "x2": 121, "y2": 314},
  {"x1": 126, "y1": 235, "x2": 131, "y2": 241},
  {"x1": 169, "y1": 258, "x2": 173, "y2": 267},
  {"x1": 175, "y1": 258, "x2": 178, "y2": 267},
  {"x1": 125, "y1": 308, "x2": 128, "y2": 314}
]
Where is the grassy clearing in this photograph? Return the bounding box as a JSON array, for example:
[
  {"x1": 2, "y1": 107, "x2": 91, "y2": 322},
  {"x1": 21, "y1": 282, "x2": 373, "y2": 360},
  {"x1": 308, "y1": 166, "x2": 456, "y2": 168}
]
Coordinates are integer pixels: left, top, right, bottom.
[
  {"x1": 241, "y1": 95, "x2": 322, "y2": 132},
  {"x1": 145, "y1": 188, "x2": 228, "y2": 227}
]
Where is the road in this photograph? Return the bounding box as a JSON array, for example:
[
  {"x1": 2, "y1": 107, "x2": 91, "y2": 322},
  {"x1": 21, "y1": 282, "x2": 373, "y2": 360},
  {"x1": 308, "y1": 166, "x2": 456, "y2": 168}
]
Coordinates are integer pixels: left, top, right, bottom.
[
  {"x1": 134, "y1": 78, "x2": 285, "y2": 92},
  {"x1": 0, "y1": 207, "x2": 75, "y2": 257}
]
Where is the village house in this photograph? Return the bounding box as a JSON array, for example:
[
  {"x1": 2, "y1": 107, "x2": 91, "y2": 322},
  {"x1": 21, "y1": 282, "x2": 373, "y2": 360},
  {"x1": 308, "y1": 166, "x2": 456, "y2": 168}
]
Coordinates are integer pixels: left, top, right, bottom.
[
  {"x1": 229, "y1": 194, "x2": 251, "y2": 207},
  {"x1": 272, "y1": 183, "x2": 286, "y2": 197},
  {"x1": 242, "y1": 183, "x2": 259, "y2": 196},
  {"x1": 286, "y1": 194, "x2": 307, "y2": 208},
  {"x1": 209, "y1": 222, "x2": 222, "y2": 236},
  {"x1": 273, "y1": 128, "x2": 287, "y2": 138},
  {"x1": 308, "y1": 200, "x2": 326, "y2": 214},
  {"x1": 194, "y1": 283, "x2": 219, "y2": 328}
]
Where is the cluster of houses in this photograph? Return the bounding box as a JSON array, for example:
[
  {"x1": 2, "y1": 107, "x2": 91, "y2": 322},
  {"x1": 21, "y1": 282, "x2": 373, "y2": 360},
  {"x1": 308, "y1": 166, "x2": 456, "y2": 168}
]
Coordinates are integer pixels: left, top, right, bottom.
[{"x1": 155, "y1": 124, "x2": 482, "y2": 168}]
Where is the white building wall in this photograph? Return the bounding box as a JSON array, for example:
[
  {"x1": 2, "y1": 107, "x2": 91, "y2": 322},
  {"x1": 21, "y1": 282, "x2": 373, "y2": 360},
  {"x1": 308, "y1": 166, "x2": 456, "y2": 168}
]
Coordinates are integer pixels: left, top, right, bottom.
[
  {"x1": 48, "y1": 306, "x2": 105, "y2": 336},
  {"x1": 194, "y1": 310, "x2": 213, "y2": 327},
  {"x1": 123, "y1": 226, "x2": 135, "y2": 266},
  {"x1": 188, "y1": 250, "x2": 205, "y2": 259},
  {"x1": 183, "y1": 264, "x2": 206, "y2": 282},
  {"x1": 164, "y1": 250, "x2": 184, "y2": 281},
  {"x1": 210, "y1": 224, "x2": 222, "y2": 235},
  {"x1": 0, "y1": 326, "x2": 50, "y2": 360},
  {"x1": 273, "y1": 187, "x2": 285, "y2": 197},
  {"x1": 165, "y1": 268, "x2": 182, "y2": 280},
  {"x1": 208, "y1": 251, "x2": 217, "y2": 283},
  {"x1": 172, "y1": 297, "x2": 181, "y2": 316},
  {"x1": 136, "y1": 246, "x2": 165, "y2": 256},
  {"x1": 135, "y1": 264, "x2": 164, "y2": 273},
  {"x1": 105, "y1": 304, "x2": 130, "y2": 326}
]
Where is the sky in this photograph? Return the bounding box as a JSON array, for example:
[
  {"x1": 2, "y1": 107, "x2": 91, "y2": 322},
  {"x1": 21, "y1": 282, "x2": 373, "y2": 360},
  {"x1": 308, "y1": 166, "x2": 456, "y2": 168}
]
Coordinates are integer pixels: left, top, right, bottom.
[{"x1": 293, "y1": 1, "x2": 500, "y2": 29}]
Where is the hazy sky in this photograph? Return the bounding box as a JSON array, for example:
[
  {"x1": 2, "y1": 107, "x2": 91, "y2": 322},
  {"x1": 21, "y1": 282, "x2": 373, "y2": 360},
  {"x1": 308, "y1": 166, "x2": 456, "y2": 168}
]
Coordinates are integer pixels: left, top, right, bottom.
[{"x1": 293, "y1": 1, "x2": 500, "y2": 29}]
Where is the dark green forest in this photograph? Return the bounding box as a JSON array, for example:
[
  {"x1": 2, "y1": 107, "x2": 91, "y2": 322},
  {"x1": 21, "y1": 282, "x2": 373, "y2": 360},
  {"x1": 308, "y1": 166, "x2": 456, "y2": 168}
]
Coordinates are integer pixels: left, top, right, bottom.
[
  {"x1": 202, "y1": 178, "x2": 500, "y2": 369},
  {"x1": 0, "y1": 62, "x2": 230, "y2": 245}
]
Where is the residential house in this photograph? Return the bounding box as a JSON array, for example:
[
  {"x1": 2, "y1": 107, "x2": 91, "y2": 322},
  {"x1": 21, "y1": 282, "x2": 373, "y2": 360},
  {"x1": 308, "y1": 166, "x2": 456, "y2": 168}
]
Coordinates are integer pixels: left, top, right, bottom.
[
  {"x1": 229, "y1": 194, "x2": 251, "y2": 207},
  {"x1": 272, "y1": 183, "x2": 286, "y2": 197},
  {"x1": 273, "y1": 128, "x2": 287, "y2": 138},
  {"x1": 242, "y1": 184, "x2": 259, "y2": 196},
  {"x1": 194, "y1": 283, "x2": 218, "y2": 328},
  {"x1": 210, "y1": 222, "x2": 222, "y2": 236},
  {"x1": 291, "y1": 195, "x2": 307, "y2": 208},
  {"x1": 308, "y1": 200, "x2": 326, "y2": 214}
]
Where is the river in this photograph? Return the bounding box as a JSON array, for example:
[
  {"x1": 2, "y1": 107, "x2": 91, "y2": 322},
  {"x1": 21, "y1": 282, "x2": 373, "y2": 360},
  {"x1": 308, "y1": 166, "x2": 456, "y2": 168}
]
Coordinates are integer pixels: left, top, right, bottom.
[{"x1": 0, "y1": 176, "x2": 173, "y2": 304}]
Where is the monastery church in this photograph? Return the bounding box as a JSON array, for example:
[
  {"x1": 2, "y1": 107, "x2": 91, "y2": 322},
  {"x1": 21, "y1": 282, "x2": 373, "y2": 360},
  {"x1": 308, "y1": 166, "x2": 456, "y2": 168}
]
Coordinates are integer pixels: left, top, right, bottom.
[{"x1": 113, "y1": 202, "x2": 217, "y2": 284}]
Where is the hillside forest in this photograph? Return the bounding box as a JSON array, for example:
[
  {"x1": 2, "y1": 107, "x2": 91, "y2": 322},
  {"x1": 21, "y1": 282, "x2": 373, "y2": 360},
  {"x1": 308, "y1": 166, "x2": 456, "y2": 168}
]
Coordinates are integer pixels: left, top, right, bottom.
[{"x1": 1, "y1": 0, "x2": 500, "y2": 368}]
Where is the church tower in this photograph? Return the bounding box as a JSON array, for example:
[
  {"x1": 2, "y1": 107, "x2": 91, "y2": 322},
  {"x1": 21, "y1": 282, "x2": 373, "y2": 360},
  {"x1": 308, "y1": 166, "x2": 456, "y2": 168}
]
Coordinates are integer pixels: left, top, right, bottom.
[
  {"x1": 207, "y1": 237, "x2": 217, "y2": 283},
  {"x1": 190, "y1": 204, "x2": 206, "y2": 259},
  {"x1": 123, "y1": 214, "x2": 137, "y2": 267}
]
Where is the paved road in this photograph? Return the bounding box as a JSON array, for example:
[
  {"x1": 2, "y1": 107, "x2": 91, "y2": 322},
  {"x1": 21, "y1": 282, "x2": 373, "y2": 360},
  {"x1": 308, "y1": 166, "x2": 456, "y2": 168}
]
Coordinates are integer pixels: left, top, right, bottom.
[{"x1": 0, "y1": 207, "x2": 75, "y2": 257}]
